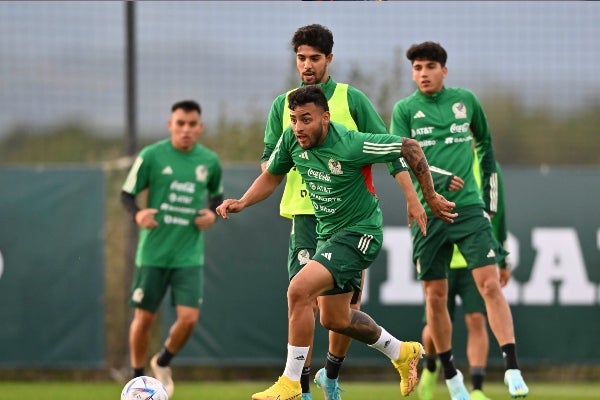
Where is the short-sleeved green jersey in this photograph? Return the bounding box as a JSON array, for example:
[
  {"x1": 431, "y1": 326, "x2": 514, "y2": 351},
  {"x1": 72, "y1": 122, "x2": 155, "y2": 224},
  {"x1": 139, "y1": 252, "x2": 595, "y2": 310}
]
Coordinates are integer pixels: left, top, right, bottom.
[
  {"x1": 122, "y1": 139, "x2": 223, "y2": 268},
  {"x1": 266, "y1": 121, "x2": 408, "y2": 238},
  {"x1": 262, "y1": 77, "x2": 406, "y2": 218},
  {"x1": 390, "y1": 87, "x2": 498, "y2": 214}
]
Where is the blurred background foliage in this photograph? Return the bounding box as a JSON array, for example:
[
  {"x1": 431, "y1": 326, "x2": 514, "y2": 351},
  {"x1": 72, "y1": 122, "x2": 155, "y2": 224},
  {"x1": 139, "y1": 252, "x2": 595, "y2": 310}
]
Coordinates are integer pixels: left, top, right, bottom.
[{"x1": 1, "y1": 86, "x2": 598, "y2": 166}]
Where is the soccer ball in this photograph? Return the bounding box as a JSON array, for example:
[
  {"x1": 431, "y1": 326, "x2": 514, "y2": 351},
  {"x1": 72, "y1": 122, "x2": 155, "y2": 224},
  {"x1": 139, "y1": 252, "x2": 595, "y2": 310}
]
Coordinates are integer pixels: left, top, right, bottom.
[{"x1": 121, "y1": 376, "x2": 169, "y2": 400}]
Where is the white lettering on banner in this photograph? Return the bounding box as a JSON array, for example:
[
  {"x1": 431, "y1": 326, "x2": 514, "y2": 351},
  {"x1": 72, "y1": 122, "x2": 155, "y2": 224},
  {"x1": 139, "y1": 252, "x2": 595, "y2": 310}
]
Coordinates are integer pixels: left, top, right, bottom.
[
  {"x1": 366, "y1": 226, "x2": 599, "y2": 306},
  {"x1": 524, "y1": 228, "x2": 595, "y2": 305}
]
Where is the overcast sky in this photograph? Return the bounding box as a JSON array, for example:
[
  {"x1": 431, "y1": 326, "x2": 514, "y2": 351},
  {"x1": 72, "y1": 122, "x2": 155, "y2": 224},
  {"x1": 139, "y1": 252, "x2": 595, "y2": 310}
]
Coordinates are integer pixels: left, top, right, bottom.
[{"x1": 0, "y1": 1, "x2": 598, "y2": 136}]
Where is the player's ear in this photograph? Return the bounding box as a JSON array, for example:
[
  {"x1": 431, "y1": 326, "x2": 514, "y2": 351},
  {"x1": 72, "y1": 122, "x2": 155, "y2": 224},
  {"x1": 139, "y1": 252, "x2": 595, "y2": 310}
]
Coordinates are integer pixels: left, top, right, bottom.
[{"x1": 322, "y1": 110, "x2": 330, "y2": 124}]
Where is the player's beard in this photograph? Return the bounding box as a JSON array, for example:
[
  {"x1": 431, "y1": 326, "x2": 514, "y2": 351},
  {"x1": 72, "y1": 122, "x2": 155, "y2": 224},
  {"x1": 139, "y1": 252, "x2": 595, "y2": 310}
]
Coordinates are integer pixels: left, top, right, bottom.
[
  {"x1": 305, "y1": 126, "x2": 325, "y2": 149},
  {"x1": 301, "y1": 70, "x2": 325, "y2": 86}
]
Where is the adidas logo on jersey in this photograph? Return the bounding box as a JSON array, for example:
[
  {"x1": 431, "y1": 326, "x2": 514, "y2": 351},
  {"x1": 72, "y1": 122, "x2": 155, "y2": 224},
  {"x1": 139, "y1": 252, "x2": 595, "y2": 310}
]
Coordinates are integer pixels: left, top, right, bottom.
[
  {"x1": 162, "y1": 166, "x2": 173, "y2": 175},
  {"x1": 321, "y1": 252, "x2": 332, "y2": 260},
  {"x1": 487, "y1": 249, "x2": 496, "y2": 258},
  {"x1": 414, "y1": 110, "x2": 426, "y2": 119},
  {"x1": 299, "y1": 151, "x2": 309, "y2": 160}
]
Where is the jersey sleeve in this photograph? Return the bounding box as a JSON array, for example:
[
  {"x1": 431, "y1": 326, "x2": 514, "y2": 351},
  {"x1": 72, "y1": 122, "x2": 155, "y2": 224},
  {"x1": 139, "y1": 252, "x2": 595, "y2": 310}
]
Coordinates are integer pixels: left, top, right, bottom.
[
  {"x1": 389, "y1": 100, "x2": 412, "y2": 138},
  {"x1": 207, "y1": 153, "x2": 224, "y2": 199},
  {"x1": 348, "y1": 86, "x2": 409, "y2": 176},
  {"x1": 121, "y1": 147, "x2": 152, "y2": 195},
  {"x1": 266, "y1": 128, "x2": 295, "y2": 175},
  {"x1": 350, "y1": 131, "x2": 405, "y2": 166},
  {"x1": 388, "y1": 100, "x2": 415, "y2": 176},
  {"x1": 262, "y1": 94, "x2": 286, "y2": 163},
  {"x1": 469, "y1": 90, "x2": 498, "y2": 213},
  {"x1": 491, "y1": 162, "x2": 506, "y2": 243}
]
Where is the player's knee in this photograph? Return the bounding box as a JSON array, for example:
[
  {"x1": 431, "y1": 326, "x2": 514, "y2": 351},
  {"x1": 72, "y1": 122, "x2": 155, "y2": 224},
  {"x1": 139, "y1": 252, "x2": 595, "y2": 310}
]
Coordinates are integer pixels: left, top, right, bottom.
[
  {"x1": 319, "y1": 313, "x2": 347, "y2": 331},
  {"x1": 465, "y1": 312, "x2": 487, "y2": 329}
]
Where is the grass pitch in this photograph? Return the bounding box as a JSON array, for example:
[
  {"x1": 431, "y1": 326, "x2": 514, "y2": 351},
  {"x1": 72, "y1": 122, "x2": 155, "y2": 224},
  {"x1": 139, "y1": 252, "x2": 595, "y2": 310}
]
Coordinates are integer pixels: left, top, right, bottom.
[{"x1": 1, "y1": 380, "x2": 598, "y2": 400}]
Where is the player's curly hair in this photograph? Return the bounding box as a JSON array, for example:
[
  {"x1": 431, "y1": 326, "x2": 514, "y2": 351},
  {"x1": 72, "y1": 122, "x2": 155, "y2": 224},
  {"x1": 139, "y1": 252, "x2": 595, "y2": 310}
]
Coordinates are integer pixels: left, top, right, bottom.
[
  {"x1": 406, "y1": 41, "x2": 448, "y2": 67},
  {"x1": 288, "y1": 85, "x2": 329, "y2": 112},
  {"x1": 291, "y1": 24, "x2": 334, "y2": 55}
]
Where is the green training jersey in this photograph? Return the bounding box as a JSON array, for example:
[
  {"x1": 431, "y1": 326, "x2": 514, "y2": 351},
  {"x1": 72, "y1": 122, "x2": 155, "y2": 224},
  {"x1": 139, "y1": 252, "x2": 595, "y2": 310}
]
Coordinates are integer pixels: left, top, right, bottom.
[
  {"x1": 266, "y1": 121, "x2": 409, "y2": 238},
  {"x1": 122, "y1": 139, "x2": 223, "y2": 268},
  {"x1": 390, "y1": 87, "x2": 498, "y2": 215},
  {"x1": 262, "y1": 77, "x2": 406, "y2": 218}
]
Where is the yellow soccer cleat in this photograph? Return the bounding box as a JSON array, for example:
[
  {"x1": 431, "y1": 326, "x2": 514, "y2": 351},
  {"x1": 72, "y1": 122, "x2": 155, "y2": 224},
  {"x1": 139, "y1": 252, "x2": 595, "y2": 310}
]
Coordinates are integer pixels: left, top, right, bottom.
[
  {"x1": 252, "y1": 375, "x2": 302, "y2": 400},
  {"x1": 391, "y1": 341, "x2": 425, "y2": 396}
]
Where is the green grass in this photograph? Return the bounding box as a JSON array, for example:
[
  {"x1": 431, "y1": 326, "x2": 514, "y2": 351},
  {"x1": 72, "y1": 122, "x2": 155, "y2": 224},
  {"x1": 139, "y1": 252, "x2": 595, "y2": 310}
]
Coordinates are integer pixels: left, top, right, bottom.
[{"x1": 1, "y1": 381, "x2": 598, "y2": 400}]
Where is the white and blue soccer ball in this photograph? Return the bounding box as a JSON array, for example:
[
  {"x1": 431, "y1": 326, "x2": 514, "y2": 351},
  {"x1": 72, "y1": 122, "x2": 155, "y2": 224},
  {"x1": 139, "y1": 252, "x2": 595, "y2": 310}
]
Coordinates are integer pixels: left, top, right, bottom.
[{"x1": 121, "y1": 376, "x2": 169, "y2": 400}]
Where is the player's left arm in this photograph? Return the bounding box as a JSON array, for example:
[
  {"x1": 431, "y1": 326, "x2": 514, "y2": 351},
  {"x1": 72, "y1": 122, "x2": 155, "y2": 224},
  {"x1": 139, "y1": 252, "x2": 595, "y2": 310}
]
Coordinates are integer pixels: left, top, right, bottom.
[
  {"x1": 400, "y1": 137, "x2": 456, "y2": 225},
  {"x1": 394, "y1": 169, "x2": 427, "y2": 231},
  {"x1": 491, "y1": 162, "x2": 511, "y2": 284},
  {"x1": 387, "y1": 100, "x2": 427, "y2": 222},
  {"x1": 470, "y1": 92, "x2": 498, "y2": 214},
  {"x1": 355, "y1": 132, "x2": 456, "y2": 227},
  {"x1": 350, "y1": 90, "x2": 422, "y2": 223}
]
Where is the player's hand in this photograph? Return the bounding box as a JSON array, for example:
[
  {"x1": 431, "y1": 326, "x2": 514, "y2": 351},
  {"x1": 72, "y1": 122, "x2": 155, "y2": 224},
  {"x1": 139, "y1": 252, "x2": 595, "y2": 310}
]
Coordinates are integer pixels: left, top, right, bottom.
[
  {"x1": 425, "y1": 193, "x2": 457, "y2": 224},
  {"x1": 194, "y1": 208, "x2": 217, "y2": 230},
  {"x1": 215, "y1": 199, "x2": 245, "y2": 219},
  {"x1": 135, "y1": 208, "x2": 159, "y2": 229},
  {"x1": 407, "y1": 198, "x2": 428, "y2": 236},
  {"x1": 447, "y1": 175, "x2": 464, "y2": 191},
  {"x1": 499, "y1": 267, "x2": 511, "y2": 287}
]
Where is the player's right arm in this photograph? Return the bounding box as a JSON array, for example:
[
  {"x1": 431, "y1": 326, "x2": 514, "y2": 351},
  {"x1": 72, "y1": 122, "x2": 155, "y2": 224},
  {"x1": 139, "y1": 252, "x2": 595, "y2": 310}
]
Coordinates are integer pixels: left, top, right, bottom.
[
  {"x1": 121, "y1": 149, "x2": 159, "y2": 228},
  {"x1": 220, "y1": 132, "x2": 294, "y2": 219},
  {"x1": 261, "y1": 94, "x2": 287, "y2": 172},
  {"x1": 217, "y1": 170, "x2": 285, "y2": 219}
]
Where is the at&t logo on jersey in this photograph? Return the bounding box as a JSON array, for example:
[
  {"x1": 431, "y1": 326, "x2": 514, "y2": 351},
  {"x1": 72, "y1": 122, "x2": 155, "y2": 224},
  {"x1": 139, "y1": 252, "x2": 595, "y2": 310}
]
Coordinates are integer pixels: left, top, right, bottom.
[{"x1": 411, "y1": 126, "x2": 433, "y2": 137}]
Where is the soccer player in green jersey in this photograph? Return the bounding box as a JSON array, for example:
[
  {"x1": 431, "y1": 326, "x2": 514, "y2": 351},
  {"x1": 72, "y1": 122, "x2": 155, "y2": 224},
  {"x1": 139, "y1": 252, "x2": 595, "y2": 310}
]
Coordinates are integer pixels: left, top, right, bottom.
[
  {"x1": 417, "y1": 158, "x2": 510, "y2": 400},
  {"x1": 262, "y1": 24, "x2": 425, "y2": 400},
  {"x1": 218, "y1": 85, "x2": 457, "y2": 400},
  {"x1": 390, "y1": 41, "x2": 528, "y2": 399},
  {"x1": 121, "y1": 100, "x2": 224, "y2": 398}
]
